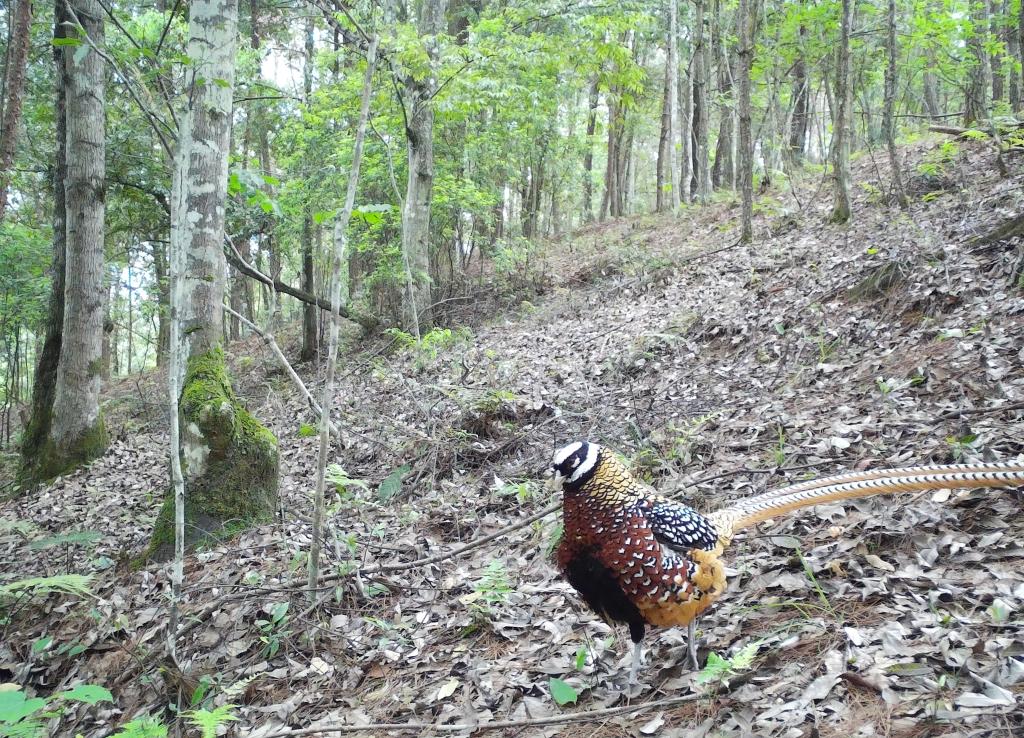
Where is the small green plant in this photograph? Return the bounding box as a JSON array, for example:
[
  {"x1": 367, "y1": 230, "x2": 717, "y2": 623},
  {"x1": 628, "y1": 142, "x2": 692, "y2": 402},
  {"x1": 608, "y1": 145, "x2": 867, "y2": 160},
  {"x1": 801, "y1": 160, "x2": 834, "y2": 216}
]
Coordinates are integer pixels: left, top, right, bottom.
[
  {"x1": 183, "y1": 705, "x2": 239, "y2": 738},
  {"x1": 696, "y1": 642, "x2": 759, "y2": 687},
  {"x1": 109, "y1": 715, "x2": 168, "y2": 738},
  {"x1": 0, "y1": 575, "x2": 93, "y2": 608},
  {"x1": 256, "y1": 602, "x2": 291, "y2": 658},
  {"x1": 0, "y1": 683, "x2": 112, "y2": 737},
  {"x1": 876, "y1": 377, "x2": 893, "y2": 397},
  {"x1": 945, "y1": 433, "x2": 979, "y2": 461},
  {"x1": 324, "y1": 464, "x2": 370, "y2": 503},
  {"x1": 386, "y1": 326, "x2": 472, "y2": 371},
  {"x1": 466, "y1": 560, "x2": 514, "y2": 625},
  {"x1": 109, "y1": 716, "x2": 167, "y2": 736},
  {"x1": 768, "y1": 426, "x2": 787, "y2": 467},
  {"x1": 815, "y1": 332, "x2": 842, "y2": 363},
  {"x1": 297, "y1": 423, "x2": 317, "y2": 438},
  {"x1": 474, "y1": 560, "x2": 513, "y2": 606},
  {"x1": 795, "y1": 545, "x2": 836, "y2": 618}
]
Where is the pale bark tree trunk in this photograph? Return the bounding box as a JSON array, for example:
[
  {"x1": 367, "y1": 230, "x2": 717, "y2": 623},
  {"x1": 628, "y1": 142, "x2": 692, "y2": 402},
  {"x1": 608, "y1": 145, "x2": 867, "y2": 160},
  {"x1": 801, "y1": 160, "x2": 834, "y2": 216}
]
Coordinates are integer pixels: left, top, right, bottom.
[
  {"x1": 44, "y1": 0, "x2": 109, "y2": 477},
  {"x1": 582, "y1": 78, "x2": 599, "y2": 222},
  {"x1": 402, "y1": 0, "x2": 448, "y2": 335},
  {"x1": 830, "y1": 0, "x2": 852, "y2": 224},
  {"x1": 711, "y1": 0, "x2": 735, "y2": 190},
  {"x1": 0, "y1": 0, "x2": 33, "y2": 221},
  {"x1": 692, "y1": 0, "x2": 711, "y2": 202},
  {"x1": 737, "y1": 0, "x2": 754, "y2": 242},
  {"x1": 884, "y1": 0, "x2": 908, "y2": 209},
  {"x1": 300, "y1": 15, "x2": 317, "y2": 361},
  {"x1": 149, "y1": 0, "x2": 278, "y2": 560},
  {"x1": 310, "y1": 37, "x2": 378, "y2": 597},
  {"x1": 20, "y1": 0, "x2": 69, "y2": 481}
]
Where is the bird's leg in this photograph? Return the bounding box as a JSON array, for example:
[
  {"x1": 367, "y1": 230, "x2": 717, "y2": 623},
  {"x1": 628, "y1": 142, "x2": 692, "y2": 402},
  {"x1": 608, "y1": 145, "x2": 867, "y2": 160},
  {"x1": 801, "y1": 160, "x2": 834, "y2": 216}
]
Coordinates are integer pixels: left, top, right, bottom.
[
  {"x1": 629, "y1": 640, "x2": 642, "y2": 685},
  {"x1": 687, "y1": 620, "x2": 699, "y2": 670},
  {"x1": 628, "y1": 622, "x2": 646, "y2": 685}
]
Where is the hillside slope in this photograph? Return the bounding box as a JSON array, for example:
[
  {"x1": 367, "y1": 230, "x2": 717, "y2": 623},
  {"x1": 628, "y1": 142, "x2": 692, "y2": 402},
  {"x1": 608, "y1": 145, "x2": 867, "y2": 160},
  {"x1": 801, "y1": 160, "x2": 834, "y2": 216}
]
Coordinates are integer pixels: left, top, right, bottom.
[{"x1": 2, "y1": 137, "x2": 1024, "y2": 737}]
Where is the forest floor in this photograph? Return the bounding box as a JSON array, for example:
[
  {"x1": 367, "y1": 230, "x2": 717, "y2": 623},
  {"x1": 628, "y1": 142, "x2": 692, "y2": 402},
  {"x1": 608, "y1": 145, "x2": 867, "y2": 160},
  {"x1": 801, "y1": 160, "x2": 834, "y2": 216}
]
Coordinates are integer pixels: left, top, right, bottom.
[{"x1": 3, "y1": 135, "x2": 1024, "y2": 738}]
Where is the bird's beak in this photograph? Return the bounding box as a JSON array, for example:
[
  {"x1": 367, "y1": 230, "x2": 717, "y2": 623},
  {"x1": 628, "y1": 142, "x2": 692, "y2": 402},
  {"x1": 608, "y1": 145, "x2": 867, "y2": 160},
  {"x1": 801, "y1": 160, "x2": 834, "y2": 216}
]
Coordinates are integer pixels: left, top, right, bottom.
[{"x1": 545, "y1": 470, "x2": 561, "y2": 494}]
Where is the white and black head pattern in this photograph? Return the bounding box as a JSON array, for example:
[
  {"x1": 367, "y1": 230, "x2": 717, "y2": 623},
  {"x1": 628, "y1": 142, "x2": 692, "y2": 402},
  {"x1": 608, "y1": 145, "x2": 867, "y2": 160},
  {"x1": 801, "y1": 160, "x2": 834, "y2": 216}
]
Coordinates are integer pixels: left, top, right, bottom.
[{"x1": 551, "y1": 441, "x2": 601, "y2": 489}]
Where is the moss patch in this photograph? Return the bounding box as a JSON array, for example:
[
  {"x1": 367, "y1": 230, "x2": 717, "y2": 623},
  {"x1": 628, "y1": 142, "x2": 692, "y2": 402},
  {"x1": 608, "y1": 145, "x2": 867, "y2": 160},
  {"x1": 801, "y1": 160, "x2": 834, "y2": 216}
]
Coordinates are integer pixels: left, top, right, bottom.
[
  {"x1": 23, "y1": 415, "x2": 108, "y2": 485},
  {"x1": 144, "y1": 346, "x2": 278, "y2": 561}
]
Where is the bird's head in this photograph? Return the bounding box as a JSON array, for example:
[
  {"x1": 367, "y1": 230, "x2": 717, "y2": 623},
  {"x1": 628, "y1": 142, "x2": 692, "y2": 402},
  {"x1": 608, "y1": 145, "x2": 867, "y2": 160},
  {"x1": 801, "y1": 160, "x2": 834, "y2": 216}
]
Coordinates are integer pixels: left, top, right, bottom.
[{"x1": 548, "y1": 440, "x2": 601, "y2": 492}]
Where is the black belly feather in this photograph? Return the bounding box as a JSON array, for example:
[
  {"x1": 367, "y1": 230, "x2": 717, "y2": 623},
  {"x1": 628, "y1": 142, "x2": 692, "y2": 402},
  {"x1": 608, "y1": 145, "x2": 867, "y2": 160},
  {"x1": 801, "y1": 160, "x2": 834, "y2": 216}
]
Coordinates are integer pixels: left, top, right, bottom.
[{"x1": 563, "y1": 547, "x2": 646, "y2": 643}]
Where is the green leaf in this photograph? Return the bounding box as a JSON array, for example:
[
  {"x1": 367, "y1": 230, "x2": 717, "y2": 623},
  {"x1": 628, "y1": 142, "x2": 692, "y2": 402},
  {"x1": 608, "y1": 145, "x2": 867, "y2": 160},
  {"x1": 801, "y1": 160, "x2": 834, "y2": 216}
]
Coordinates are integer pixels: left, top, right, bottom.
[
  {"x1": 696, "y1": 652, "x2": 731, "y2": 684},
  {"x1": 574, "y1": 646, "x2": 586, "y2": 671},
  {"x1": 31, "y1": 636, "x2": 53, "y2": 654},
  {"x1": 59, "y1": 684, "x2": 113, "y2": 705},
  {"x1": 52, "y1": 37, "x2": 83, "y2": 47},
  {"x1": 0, "y1": 688, "x2": 47, "y2": 723},
  {"x1": 211, "y1": 78, "x2": 231, "y2": 89},
  {"x1": 377, "y1": 464, "x2": 411, "y2": 501},
  {"x1": 547, "y1": 677, "x2": 578, "y2": 706}
]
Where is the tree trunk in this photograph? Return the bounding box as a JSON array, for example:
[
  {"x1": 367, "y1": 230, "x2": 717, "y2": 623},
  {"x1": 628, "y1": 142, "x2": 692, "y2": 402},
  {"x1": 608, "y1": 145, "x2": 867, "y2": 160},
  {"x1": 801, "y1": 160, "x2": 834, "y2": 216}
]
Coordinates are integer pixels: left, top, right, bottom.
[
  {"x1": 402, "y1": 0, "x2": 448, "y2": 335},
  {"x1": 310, "y1": 36, "x2": 378, "y2": 597},
  {"x1": 0, "y1": 0, "x2": 33, "y2": 222},
  {"x1": 20, "y1": 0, "x2": 69, "y2": 482},
  {"x1": 737, "y1": 0, "x2": 755, "y2": 242},
  {"x1": 40, "y1": 0, "x2": 109, "y2": 479},
  {"x1": 582, "y1": 78, "x2": 599, "y2": 222},
  {"x1": 692, "y1": 0, "x2": 712, "y2": 202},
  {"x1": 711, "y1": 0, "x2": 735, "y2": 190},
  {"x1": 1007, "y1": 0, "x2": 1021, "y2": 111},
  {"x1": 884, "y1": 0, "x2": 909, "y2": 209},
  {"x1": 148, "y1": 0, "x2": 278, "y2": 560},
  {"x1": 656, "y1": 61, "x2": 672, "y2": 212},
  {"x1": 830, "y1": 0, "x2": 853, "y2": 224},
  {"x1": 990, "y1": 0, "x2": 1003, "y2": 103},
  {"x1": 300, "y1": 14, "x2": 317, "y2": 361},
  {"x1": 678, "y1": 59, "x2": 692, "y2": 203},
  {"x1": 965, "y1": 0, "x2": 992, "y2": 125},
  {"x1": 657, "y1": 0, "x2": 679, "y2": 213},
  {"x1": 153, "y1": 240, "x2": 170, "y2": 367},
  {"x1": 789, "y1": 26, "x2": 809, "y2": 161}
]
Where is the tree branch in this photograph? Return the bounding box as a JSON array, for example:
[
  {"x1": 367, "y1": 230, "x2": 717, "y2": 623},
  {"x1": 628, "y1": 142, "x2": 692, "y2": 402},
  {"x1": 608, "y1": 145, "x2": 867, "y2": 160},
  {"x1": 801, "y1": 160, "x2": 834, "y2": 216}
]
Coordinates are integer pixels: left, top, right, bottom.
[{"x1": 223, "y1": 239, "x2": 378, "y2": 330}]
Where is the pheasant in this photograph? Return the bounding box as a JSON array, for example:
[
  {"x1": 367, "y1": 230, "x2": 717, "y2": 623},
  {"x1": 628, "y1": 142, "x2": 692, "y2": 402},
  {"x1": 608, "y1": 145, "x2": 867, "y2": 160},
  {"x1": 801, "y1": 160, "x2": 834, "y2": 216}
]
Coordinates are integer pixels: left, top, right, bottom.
[{"x1": 550, "y1": 440, "x2": 1024, "y2": 683}]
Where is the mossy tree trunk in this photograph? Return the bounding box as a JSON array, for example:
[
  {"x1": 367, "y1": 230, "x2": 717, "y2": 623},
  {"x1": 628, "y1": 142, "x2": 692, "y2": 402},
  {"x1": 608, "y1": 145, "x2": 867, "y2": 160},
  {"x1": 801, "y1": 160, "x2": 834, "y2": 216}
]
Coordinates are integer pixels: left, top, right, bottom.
[
  {"x1": 148, "y1": 348, "x2": 278, "y2": 559},
  {"x1": 147, "y1": 0, "x2": 278, "y2": 560}
]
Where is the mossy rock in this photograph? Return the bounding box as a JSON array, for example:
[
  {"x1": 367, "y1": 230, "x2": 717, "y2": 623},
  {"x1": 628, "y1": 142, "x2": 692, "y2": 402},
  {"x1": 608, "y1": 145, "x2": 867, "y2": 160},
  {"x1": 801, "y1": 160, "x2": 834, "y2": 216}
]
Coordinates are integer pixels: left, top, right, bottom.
[{"x1": 144, "y1": 347, "x2": 278, "y2": 561}]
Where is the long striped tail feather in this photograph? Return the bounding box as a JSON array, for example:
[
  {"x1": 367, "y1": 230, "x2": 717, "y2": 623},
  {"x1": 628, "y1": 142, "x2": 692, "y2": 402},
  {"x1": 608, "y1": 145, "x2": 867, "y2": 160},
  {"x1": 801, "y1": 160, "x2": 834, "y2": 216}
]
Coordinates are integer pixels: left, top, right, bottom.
[{"x1": 707, "y1": 462, "x2": 1024, "y2": 544}]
